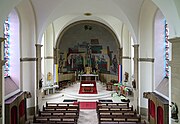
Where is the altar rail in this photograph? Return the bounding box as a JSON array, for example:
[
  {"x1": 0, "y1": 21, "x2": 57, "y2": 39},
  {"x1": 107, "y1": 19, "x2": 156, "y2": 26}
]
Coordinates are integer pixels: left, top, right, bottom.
[{"x1": 99, "y1": 73, "x2": 118, "y2": 83}]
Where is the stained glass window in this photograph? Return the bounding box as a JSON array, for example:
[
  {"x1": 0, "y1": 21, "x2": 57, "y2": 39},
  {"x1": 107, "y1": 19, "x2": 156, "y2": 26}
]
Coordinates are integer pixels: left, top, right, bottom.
[
  {"x1": 4, "y1": 18, "x2": 10, "y2": 77},
  {"x1": 165, "y1": 22, "x2": 169, "y2": 78}
]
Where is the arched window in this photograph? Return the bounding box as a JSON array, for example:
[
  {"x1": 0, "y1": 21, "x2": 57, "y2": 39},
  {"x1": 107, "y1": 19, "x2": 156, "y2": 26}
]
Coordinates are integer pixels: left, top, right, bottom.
[
  {"x1": 154, "y1": 10, "x2": 169, "y2": 97},
  {"x1": 4, "y1": 9, "x2": 20, "y2": 97}
]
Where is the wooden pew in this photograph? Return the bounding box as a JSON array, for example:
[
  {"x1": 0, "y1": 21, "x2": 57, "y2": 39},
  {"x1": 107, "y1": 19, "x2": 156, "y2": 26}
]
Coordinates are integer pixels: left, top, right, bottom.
[
  {"x1": 96, "y1": 102, "x2": 129, "y2": 109},
  {"x1": 32, "y1": 102, "x2": 80, "y2": 124},
  {"x1": 33, "y1": 115, "x2": 78, "y2": 124},
  {"x1": 46, "y1": 102, "x2": 79, "y2": 107},
  {"x1": 39, "y1": 110, "x2": 79, "y2": 116},
  {"x1": 96, "y1": 102, "x2": 141, "y2": 124},
  {"x1": 98, "y1": 114, "x2": 141, "y2": 124},
  {"x1": 97, "y1": 109, "x2": 137, "y2": 116},
  {"x1": 43, "y1": 102, "x2": 79, "y2": 113}
]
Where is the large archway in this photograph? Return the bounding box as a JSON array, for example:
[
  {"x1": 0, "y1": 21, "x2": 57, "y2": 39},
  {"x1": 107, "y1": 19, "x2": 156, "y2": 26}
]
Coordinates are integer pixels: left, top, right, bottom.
[{"x1": 56, "y1": 20, "x2": 121, "y2": 76}]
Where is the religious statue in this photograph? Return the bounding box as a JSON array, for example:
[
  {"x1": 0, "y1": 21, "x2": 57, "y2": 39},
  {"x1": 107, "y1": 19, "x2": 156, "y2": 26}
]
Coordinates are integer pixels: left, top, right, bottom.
[
  {"x1": 39, "y1": 78, "x2": 43, "y2": 89},
  {"x1": 132, "y1": 79, "x2": 136, "y2": 89},
  {"x1": 85, "y1": 66, "x2": 92, "y2": 74},
  {"x1": 170, "y1": 102, "x2": 179, "y2": 121},
  {"x1": 47, "y1": 72, "x2": 52, "y2": 81},
  {"x1": 112, "y1": 55, "x2": 118, "y2": 73},
  {"x1": 124, "y1": 72, "x2": 129, "y2": 82}
]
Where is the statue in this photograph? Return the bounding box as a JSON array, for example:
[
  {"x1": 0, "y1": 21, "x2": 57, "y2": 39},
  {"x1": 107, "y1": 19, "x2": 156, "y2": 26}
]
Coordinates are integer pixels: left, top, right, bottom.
[
  {"x1": 124, "y1": 72, "x2": 129, "y2": 82},
  {"x1": 39, "y1": 78, "x2": 43, "y2": 89},
  {"x1": 170, "y1": 102, "x2": 179, "y2": 121},
  {"x1": 132, "y1": 79, "x2": 136, "y2": 89}
]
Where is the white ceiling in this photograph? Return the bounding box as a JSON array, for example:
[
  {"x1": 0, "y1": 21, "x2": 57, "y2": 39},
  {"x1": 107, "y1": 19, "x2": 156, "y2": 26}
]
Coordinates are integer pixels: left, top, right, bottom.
[{"x1": 30, "y1": 0, "x2": 144, "y2": 42}]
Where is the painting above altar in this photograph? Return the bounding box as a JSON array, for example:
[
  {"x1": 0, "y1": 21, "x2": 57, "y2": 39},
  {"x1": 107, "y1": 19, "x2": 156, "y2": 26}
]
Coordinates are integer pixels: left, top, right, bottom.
[{"x1": 58, "y1": 21, "x2": 120, "y2": 75}]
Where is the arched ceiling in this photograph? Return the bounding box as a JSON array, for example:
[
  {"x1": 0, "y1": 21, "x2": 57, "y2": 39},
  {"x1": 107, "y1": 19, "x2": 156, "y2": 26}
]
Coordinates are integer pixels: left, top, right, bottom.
[
  {"x1": 30, "y1": 0, "x2": 144, "y2": 43},
  {"x1": 53, "y1": 15, "x2": 123, "y2": 47},
  {"x1": 1, "y1": 0, "x2": 180, "y2": 43}
]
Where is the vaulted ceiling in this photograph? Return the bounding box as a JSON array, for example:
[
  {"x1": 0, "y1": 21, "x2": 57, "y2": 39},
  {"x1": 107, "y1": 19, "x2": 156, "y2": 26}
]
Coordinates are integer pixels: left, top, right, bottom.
[{"x1": 30, "y1": 0, "x2": 144, "y2": 43}]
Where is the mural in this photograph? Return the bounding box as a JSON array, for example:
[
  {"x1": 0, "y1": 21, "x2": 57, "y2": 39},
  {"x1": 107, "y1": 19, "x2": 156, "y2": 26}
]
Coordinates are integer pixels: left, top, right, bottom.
[
  {"x1": 59, "y1": 39, "x2": 118, "y2": 75},
  {"x1": 58, "y1": 21, "x2": 119, "y2": 75}
]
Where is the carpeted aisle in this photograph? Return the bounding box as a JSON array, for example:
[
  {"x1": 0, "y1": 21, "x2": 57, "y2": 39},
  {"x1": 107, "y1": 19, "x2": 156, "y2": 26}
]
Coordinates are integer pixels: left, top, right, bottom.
[{"x1": 79, "y1": 102, "x2": 96, "y2": 109}]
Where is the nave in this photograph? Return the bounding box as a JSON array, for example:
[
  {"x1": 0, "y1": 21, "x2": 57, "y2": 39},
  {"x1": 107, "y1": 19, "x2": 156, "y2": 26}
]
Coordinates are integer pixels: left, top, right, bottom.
[{"x1": 27, "y1": 81, "x2": 148, "y2": 124}]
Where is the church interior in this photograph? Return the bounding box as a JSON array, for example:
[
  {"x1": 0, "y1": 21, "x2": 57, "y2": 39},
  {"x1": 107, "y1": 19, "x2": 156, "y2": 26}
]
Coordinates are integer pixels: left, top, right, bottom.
[{"x1": 0, "y1": 0, "x2": 180, "y2": 124}]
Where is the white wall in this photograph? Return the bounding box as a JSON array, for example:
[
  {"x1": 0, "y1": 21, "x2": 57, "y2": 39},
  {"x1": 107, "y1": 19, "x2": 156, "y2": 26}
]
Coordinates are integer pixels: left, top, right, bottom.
[
  {"x1": 122, "y1": 24, "x2": 131, "y2": 82},
  {"x1": 139, "y1": 0, "x2": 157, "y2": 108},
  {"x1": 44, "y1": 24, "x2": 54, "y2": 85},
  {"x1": 16, "y1": 0, "x2": 36, "y2": 108}
]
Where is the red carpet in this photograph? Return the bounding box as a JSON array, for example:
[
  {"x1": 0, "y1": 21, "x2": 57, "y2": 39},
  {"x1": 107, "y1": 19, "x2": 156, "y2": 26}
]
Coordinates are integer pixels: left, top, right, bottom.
[
  {"x1": 79, "y1": 102, "x2": 96, "y2": 109},
  {"x1": 79, "y1": 81, "x2": 97, "y2": 94}
]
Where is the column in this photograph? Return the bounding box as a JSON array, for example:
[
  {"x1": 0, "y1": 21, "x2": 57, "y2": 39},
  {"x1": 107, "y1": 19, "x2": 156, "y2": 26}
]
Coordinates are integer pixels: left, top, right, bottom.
[
  {"x1": 44, "y1": 24, "x2": 54, "y2": 86},
  {"x1": 35, "y1": 44, "x2": 42, "y2": 114},
  {"x1": 133, "y1": 44, "x2": 139, "y2": 113},
  {"x1": 122, "y1": 25, "x2": 131, "y2": 81},
  {"x1": 169, "y1": 37, "x2": 180, "y2": 123},
  {"x1": 0, "y1": 38, "x2": 5, "y2": 124},
  {"x1": 133, "y1": 44, "x2": 139, "y2": 89}
]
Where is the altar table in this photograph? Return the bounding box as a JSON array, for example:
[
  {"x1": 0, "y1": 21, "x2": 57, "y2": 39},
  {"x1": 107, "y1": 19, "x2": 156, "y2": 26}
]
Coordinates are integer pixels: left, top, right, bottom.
[{"x1": 78, "y1": 74, "x2": 98, "y2": 82}]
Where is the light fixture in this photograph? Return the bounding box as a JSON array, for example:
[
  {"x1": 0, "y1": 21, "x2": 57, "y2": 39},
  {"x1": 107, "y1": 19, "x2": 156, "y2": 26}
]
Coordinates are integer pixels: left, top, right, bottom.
[{"x1": 84, "y1": 13, "x2": 92, "y2": 16}]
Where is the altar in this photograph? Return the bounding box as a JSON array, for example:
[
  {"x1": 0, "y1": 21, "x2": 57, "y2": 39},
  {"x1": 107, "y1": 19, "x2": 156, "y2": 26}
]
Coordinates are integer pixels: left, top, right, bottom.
[
  {"x1": 78, "y1": 74, "x2": 98, "y2": 82},
  {"x1": 81, "y1": 83, "x2": 94, "y2": 92}
]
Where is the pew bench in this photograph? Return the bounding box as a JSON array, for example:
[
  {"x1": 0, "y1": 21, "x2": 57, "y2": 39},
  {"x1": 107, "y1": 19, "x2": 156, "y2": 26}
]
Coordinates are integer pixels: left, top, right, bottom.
[
  {"x1": 97, "y1": 109, "x2": 137, "y2": 116},
  {"x1": 96, "y1": 102, "x2": 129, "y2": 109},
  {"x1": 98, "y1": 114, "x2": 141, "y2": 124},
  {"x1": 39, "y1": 110, "x2": 79, "y2": 116},
  {"x1": 43, "y1": 105, "x2": 79, "y2": 112},
  {"x1": 46, "y1": 102, "x2": 79, "y2": 107},
  {"x1": 33, "y1": 115, "x2": 78, "y2": 124}
]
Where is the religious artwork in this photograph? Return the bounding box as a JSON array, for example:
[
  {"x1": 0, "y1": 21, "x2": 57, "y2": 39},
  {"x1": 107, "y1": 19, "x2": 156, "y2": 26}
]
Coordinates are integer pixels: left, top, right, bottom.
[
  {"x1": 124, "y1": 72, "x2": 129, "y2": 82},
  {"x1": 58, "y1": 22, "x2": 120, "y2": 75},
  {"x1": 112, "y1": 55, "x2": 118, "y2": 74},
  {"x1": 60, "y1": 40, "x2": 119, "y2": 75},
  {"x1": 170, "y1": 102, "x2": 179, "y2": 122},
  {"x1": 132, "y1": 79, "x2": 136, "y2": 89},
  {"x1": 47, "y1": 72, "x2": 52, "y2": 81},
  {"x1": 39, "y1": 79, "x2": 43, "y2": 89}
]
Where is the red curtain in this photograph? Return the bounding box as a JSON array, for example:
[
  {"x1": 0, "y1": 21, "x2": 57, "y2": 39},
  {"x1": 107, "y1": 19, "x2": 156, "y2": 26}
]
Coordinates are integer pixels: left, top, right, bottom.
[
  {"x1": 150, "y1": 100, "x2": 155, "y2": 118},
  {"x1": 19, "y1": 99, "x2": 25, "y2": 117},
  {"x1": 11, "y1": 106, "x2": 17, "y2": 124},
  {"x1": 157, "y1": 106, "x2": 164, "y2": 124}
]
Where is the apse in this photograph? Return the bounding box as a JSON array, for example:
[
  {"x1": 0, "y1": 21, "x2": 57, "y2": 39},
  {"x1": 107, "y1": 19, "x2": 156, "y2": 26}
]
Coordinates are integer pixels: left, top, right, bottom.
[{"x1": 57, "y1": 20, "x2": 120, "y2": 75}]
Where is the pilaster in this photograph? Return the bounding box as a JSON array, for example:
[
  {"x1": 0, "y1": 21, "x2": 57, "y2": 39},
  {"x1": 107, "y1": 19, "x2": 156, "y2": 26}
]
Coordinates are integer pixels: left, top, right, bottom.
[
  {"x1": 0, "y1": 37, "x2": 5, "y2": 124},
  {"x1": 35, "y1": 44, "x2": 42, "y2": 114},
  {"x1": 169, "y1": 37, "x2": 180, "y2": 123},
  {"x1": 133, "y1": 44, "x2": 139, "y2": 113},
  {"x1": 133, "y1": 44, "x2": 139, "y2": 89}
]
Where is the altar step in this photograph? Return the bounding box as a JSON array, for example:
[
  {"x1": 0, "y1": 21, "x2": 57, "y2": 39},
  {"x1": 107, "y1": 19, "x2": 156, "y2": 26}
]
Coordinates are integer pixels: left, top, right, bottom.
[{"x1": 63, "y1": 91, "x2": 115, "y2": 100}]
